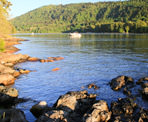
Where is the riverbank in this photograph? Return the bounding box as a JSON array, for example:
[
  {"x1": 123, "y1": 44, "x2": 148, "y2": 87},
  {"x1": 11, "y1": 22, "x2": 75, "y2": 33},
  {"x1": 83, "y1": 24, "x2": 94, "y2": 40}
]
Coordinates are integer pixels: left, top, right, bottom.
[{"x1": 0, "y1": 34, "x2": 30, "y2": 121}]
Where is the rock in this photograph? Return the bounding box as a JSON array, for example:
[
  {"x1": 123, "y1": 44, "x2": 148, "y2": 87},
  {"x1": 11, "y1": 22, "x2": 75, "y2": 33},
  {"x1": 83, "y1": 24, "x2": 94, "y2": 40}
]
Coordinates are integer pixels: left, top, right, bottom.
[
  {"x1": 47, "y1": 59, "x2": 54, "y2": 62},
  {"x1": 52, "y1": 68, "x2": 60, "y2": 71},
  {"x1": 0, "y1": 109, "x2": 27, "y2": 122},
  {"x1": 40, "y1": 59, "x2": 45, "y2": 63},
  {"x1": 39, "y1": 56, "x2": 64, "y2": 63},
  {"x1": 54, "y1": 91, "x2": 96, "y2": 114},
  {"x1": 110, "y1": 98, "x2": 138, "y2": 121},
  {"x1": 36, "y1": 110, "x2": 69, "y2": 122},
  {"x1": 4, "y1": 63, "x2": 14, "y2": 67},
  {"x1": 87, "y1": 83, "x2": 99, "y2": 90},
  {"x1": 123, "y1": 87, "x2": 131, "y2": 96},
  {"x1": 53, "y1": 57, "x2": 64, "y2": 61},
  {"x1": 0, "y1": 74, "x2": 15, "y2": 86},
  {"x1": 142, "y1": 83, "x2": 148, "y2": 88},
  {"x1": 36, "y1": 91, "x2": 97, "y2": 122},
  {"x1": 0, "y1": 64, "x2": 15, "y2": 74},
  {"x1": 142, "y1": 87, "x2": 148, "y2": 100},
  {"x1": 0, "y1": 85, "x2": 18, "y2": 105},
  {"x1": 13, "y1": 71, "x2": 21, "y2": 77},
  {"x1": 30, "y1": 101, "x2": 50, "y2": 118},
  {"x1": 28, "y1": 57, "x2": 40, "y2": 62},
  {"x1": 56, "y1": 95, "x2": 77, "y2": 111},
  {"x1": 0, "y1": 53, "x2": 29, "y2": 65},
  {"x1": 110, "y1": 76, "x2": 134, "y2": 91},
  {"x1": 19, "y1": 69, "x2": 31, "y2": 74},
  {"x1": 137, "y1": 77, "x2": 148, "y2": 85},
  {"x1": 83, "y1": 100, "x2": 111, "y2": 122}
]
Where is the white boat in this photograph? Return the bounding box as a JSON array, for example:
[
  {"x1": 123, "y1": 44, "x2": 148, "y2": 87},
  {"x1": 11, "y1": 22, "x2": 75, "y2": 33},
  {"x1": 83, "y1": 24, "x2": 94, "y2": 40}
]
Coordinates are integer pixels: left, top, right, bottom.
[
  {"x1": 69, "y1": 32, "x2": 81, "y2": 38},
  {"x1": 31, "y1": 32, "x2": 34, "y2": 35}
]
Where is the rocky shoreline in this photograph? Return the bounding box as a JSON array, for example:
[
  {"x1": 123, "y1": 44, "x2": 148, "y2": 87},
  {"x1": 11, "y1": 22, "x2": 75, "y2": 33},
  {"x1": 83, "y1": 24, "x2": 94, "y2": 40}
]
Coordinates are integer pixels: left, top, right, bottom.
[{"x1": 0, "y1": 36, "x2": 147, "y2": 122}]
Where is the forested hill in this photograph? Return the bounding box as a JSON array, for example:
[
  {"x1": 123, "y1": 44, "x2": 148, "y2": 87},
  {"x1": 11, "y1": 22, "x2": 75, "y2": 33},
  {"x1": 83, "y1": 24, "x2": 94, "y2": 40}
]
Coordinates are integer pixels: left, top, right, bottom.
[{"x1": 11, "y1": 0, "x2": 148, "y2": 33}]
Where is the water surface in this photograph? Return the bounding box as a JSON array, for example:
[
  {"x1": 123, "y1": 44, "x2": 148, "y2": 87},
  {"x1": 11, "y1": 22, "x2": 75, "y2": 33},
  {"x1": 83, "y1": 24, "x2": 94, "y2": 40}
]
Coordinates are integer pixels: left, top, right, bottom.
[{"x1": 13, "y1": 33, "x2": 148, "y2": 121}]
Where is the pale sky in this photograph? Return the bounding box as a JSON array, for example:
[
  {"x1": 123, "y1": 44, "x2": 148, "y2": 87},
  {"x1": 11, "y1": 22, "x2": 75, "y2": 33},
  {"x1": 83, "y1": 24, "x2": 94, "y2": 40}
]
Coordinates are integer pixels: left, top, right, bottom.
[{"x1": 9, "y1": 0, "x2": 112, "y2": 18}]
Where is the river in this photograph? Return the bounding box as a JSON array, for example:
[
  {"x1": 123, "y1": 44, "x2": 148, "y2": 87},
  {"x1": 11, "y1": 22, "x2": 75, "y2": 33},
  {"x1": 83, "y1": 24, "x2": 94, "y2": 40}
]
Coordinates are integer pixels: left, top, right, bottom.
[{"x1": 13, "y1": 33, "x2": 148, "y2": 121}]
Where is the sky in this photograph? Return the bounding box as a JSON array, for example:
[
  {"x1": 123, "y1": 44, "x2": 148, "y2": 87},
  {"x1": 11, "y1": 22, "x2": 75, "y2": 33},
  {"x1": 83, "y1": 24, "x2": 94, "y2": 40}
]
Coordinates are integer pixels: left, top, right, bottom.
[{"x1": 9, "y1": 0, "x2": 105, "y2": 18}]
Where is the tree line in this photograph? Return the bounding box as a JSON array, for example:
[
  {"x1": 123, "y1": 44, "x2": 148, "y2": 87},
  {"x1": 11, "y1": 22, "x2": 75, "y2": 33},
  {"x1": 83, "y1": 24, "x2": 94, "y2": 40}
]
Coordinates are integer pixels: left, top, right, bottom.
[
  {"x1": 0, "y1": 0, "x2": 15, "y2": 34},
  {"x1": 11, "y1": 0, "x2": 148, "y2": 33}
]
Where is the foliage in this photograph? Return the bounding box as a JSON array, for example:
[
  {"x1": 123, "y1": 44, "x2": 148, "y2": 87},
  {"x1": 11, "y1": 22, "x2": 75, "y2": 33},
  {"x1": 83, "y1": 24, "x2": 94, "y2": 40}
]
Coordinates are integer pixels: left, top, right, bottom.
[
  {"x1": 0, "y1": 0, "x2": 15, "y2": 34},
  {"x1": 11, "y1": 0, "x2": 148, "y2": 33},
  {"x1": 0, "y1": 38, "x2": 5, "y2": 52}
]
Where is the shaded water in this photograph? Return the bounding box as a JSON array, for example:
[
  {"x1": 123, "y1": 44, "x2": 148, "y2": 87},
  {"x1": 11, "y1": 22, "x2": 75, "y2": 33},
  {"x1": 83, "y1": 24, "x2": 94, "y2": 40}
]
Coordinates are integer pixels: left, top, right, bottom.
[{"x1": 13, "y1": 33, "x2": 148, "y2": 121}]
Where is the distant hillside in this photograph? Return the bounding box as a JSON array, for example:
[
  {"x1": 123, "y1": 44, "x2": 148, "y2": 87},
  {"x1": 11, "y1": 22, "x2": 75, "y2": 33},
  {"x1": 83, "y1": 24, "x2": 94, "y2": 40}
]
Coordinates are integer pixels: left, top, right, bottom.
[{"x1": 11, "y1": 0, "x2": 148, "y2": 33}]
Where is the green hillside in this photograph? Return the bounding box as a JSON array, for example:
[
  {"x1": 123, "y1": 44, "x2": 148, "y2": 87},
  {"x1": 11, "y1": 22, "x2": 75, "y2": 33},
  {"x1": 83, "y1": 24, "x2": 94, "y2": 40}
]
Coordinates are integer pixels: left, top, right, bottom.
[{"x1": 11, "y1": 0, "x2": 148, "y2": 33}]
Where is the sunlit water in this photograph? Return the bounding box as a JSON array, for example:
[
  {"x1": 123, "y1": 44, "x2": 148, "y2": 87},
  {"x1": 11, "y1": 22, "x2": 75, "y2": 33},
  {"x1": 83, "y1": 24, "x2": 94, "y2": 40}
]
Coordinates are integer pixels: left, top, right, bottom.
[{"x1": 12, "y1": 33, "x2": 148, "y2": 121}]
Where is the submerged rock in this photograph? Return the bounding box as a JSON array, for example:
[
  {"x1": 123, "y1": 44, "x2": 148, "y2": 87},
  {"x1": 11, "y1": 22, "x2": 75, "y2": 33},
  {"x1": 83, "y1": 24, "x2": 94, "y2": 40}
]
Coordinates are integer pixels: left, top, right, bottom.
[
  {"x1": 39, "y1": 56, "x2": 64, "y2": 63},
  {"x1": 52, "y1": 68, "x2": 60, "y2": 72},
  {"x1": 110, "y1": 75, "x2": 134, "y2": 91},
  {"x1": 87, "y1": 83, "x2": 99, "y2": 90},
  {"x1": 19, "y1": 69, "x2": 31, "y2": 74},
  {"x1": 28, "y1": 57, "x2": 40, "y2": 62}
]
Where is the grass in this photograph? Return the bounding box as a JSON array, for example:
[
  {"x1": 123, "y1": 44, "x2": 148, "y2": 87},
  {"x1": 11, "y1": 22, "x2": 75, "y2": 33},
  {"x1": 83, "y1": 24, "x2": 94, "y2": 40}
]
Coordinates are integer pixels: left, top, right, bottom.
[{"x1": 0, "y1": 38, "x2": 5, "y2": 52}]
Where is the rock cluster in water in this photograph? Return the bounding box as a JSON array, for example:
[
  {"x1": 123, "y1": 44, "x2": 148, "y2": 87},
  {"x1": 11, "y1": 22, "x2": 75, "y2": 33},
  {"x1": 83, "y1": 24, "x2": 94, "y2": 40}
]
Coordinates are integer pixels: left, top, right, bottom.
[
  {"x1": 0, "y1": 36, "x2": 64, "y2": 121},
  {"x1": 28, "y1": 75, "x2": 148, "y2": 122}
]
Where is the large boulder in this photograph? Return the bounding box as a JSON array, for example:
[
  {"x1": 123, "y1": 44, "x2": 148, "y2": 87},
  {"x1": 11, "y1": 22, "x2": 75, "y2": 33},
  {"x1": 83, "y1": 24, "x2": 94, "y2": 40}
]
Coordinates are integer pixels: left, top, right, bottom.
[
  {"x1": 0, "y1": 85, "x2": 18, "y2": 105},
  {"x1": 0, "y1": 53, "x2": 29, "y2": 65},
  {"x1": 110, "y1": 76, "x2": 134, "y2": 91},
  {"x1": 36, "y1": 91, "x2": 97, "y2": 122},
  {"x1": 0, "y1": 74, "x2": 15, "y2": 86},
  {"x1": 0, "y1": 64, "x2": 15, "y2": 74},
  {"x1": 0, "y1": 109, "x2": 27, "y2": 122},
  {"x1": 83, "y1": 100, "x2": 111, "y2": 122},
  {"x1": 54, "y1": 90, "x2": 96, "y2": 113}
]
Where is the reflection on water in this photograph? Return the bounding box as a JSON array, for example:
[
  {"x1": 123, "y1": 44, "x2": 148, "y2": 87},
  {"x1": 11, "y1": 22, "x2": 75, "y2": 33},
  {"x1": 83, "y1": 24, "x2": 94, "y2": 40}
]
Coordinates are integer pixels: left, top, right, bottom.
[{"x1": 13, "y1": 33, "x2": 148, "y2": 121}]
